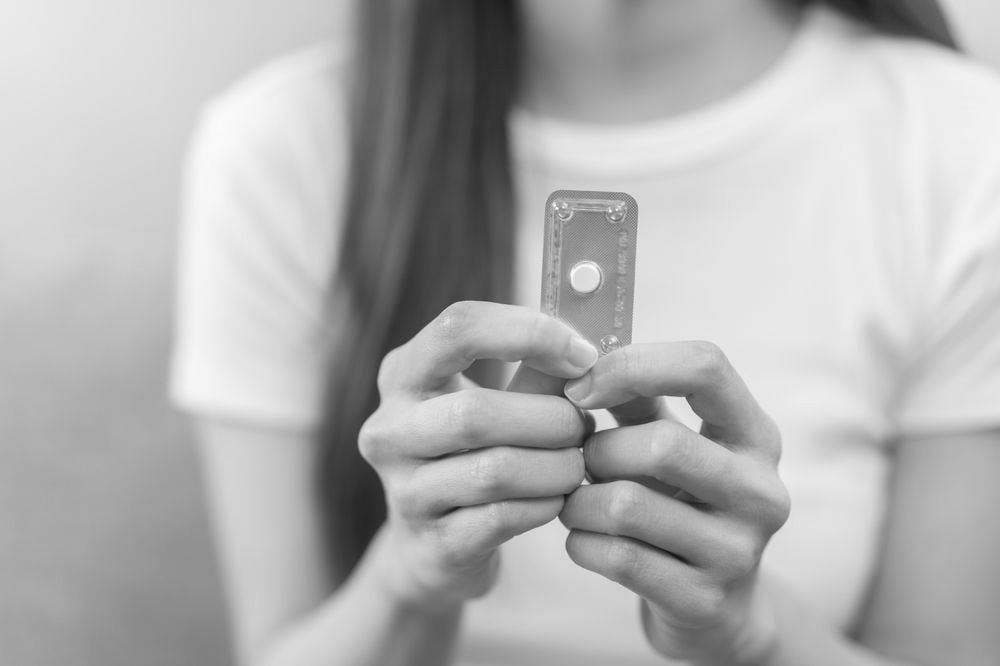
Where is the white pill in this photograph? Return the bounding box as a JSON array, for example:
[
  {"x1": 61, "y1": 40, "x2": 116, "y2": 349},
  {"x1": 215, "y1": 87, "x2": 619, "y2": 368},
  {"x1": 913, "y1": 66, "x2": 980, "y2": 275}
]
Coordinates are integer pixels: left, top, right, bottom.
[{"x1": 569, "y1": 261, "x2": 603, "y2": 294}]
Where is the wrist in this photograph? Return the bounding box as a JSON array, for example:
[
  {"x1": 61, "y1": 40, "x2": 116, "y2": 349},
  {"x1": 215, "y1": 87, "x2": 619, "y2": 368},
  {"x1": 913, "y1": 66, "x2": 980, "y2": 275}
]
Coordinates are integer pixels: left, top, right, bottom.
[
  {"x1": 724, "y1": 584, "x2": 780, "y2": 666},
  {"x1": 359, "y1": 522, "x2": 484, "y2": 615},
  {"x1": 705, "y1": 577, "x2": 780, "y2": 666},
  {"x1": 643, "y1": 576, "x2": 779, "y2": 666}
]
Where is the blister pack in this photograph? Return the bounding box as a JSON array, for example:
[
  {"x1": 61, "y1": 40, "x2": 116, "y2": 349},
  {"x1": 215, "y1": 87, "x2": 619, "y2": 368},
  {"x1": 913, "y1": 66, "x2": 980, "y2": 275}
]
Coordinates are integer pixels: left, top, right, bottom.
[{"x1": 541, "y1": 190, "x2": 638, "y2": 355}]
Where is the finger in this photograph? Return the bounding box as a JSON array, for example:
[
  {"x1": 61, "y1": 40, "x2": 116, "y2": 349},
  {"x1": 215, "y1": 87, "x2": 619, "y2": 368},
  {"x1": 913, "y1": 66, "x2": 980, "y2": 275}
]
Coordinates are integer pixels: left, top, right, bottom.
[
  {"x1": 560, "y1": 481, "x2": 720, "y2": 563},
  {"x1": 565, "y1": 530, "x2": 718, "y2": 626},
  {"x1": 406, "y1": 388, "x2": 588, "y2": 458},
  {"x1": 583, "y1": 420, "x2": 740, "y2": 508},
  {"x1": 381, "y1": 302, "x2": 598, "y2": 396},
  {"x1": 407, "y1": 446, "x2": 584, "y2": 515},
  {"x1": 440, "y1": 496, "x2": 565, "y2": 556},
  {"x1": 506, "y1": 365, "x2": 596, "y2": 437},
  {"x1": 563, "y1": 341, "x2": 777, "y2": 452}
]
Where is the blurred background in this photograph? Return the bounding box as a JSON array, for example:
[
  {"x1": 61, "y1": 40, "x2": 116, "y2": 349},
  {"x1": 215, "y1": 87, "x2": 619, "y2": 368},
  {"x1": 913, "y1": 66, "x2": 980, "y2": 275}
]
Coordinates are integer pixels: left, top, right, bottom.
[{"x1": 0, "y1": 1, "x2": 997, "y2": 664}]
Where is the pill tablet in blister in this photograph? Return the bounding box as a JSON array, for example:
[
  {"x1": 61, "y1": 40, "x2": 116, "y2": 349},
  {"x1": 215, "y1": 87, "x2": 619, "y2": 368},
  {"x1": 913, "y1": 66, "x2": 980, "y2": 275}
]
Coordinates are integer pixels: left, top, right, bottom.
[
  {"x1": 569, "y1": 261, "x2": 603, "y2": 294},
  {"x1": 541, "y1": 190, "x2": 638, "y2": 354}
]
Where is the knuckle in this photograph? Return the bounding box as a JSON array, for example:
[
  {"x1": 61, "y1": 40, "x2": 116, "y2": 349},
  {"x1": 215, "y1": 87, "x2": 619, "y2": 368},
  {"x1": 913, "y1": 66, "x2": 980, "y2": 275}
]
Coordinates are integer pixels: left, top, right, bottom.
[
  {"x1": 436, "y1": 301, "x2": 475, "y2": 342},
  {"x1": 471, "y1": 448, "x2": 516, "y2": 493},
  {"x1": 762, "y1": 480, "x2": 792, "y2": 532},
  {"x1": 605, "y1": 537, "x2": 641, "y2": 585},
  {"x1": 715, "y1": 531, "x2": 760, "y2": 580},
  {"x1": 468, "y1": 501, "x2": 520, "y2": 553},
  {"x1": 737, "y1": 467, "x2": 791, "y2": 534},
  {"x1": 607, "y1": 482, "x2": 644, "y2": 531},
  {"x1": 485, "y1": 500, "x2": 520, "y2": 540},
  {"x1": 648, "y1": 421, "x2": 690, "y2": 472},
  {"x1": 521, "y1": 311, "x2": 565, "y2": 367},
  {"x1": 445, "y1": 390, "x2": 489, "y2": 439},
  {"x1": 525, "y1": 308, "x2": 552, "y2": 347},
  {"x1": 357, "y1": 412, "x2": 389, "y2": 464},
  {"x1": 376, "y1": 346, "x2": 405, "y2": 393},
  {"x1": 689, "y1": 340, "x2": 732, "y2": 385}
]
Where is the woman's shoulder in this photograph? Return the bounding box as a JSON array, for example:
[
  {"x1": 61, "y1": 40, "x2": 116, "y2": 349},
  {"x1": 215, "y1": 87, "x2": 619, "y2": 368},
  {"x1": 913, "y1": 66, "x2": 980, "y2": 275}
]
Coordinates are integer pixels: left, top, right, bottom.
[
  {"x1": 181, "y1": 41, "x2": 353, "y2": 260},
  {"x1": 174, "y1": 43, "x2": 354, "y2": 429},
  {"x1": 832, "y1": 11, "x2": 1000, "y2": 141},
  {"x1": 867, "y1": 30, "x2": 1000, "y2": 114},
  {"x1": 193, "y1": 41, "x2": 352, "y2": 164},
  {"x1": 823, "y1": 10, "x2": 1000, "y2": 214}
]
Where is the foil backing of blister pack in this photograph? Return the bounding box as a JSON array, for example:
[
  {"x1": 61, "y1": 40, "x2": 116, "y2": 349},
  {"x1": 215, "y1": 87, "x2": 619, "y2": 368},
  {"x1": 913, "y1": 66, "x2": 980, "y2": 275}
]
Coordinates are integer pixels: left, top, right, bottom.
[{"x1": 541, "y1": 190, "x2": 638, "y2": 355}]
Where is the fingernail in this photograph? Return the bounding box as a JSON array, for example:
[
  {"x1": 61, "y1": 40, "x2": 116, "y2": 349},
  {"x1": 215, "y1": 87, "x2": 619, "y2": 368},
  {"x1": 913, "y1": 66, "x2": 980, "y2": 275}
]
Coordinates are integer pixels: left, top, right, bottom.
[
  {"x1": 564, "y1": 374, "x2": 592, "y2": 403},
  {"x1": 569, "y1": 337, "x2": 598, "y2": 371}
]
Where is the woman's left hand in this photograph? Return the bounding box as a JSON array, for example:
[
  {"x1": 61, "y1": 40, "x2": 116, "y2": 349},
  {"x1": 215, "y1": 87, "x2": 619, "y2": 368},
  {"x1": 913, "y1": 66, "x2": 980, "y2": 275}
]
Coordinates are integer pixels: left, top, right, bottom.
[{"x1": 559, "y1": 341, "x2": 790, "y2": 666}]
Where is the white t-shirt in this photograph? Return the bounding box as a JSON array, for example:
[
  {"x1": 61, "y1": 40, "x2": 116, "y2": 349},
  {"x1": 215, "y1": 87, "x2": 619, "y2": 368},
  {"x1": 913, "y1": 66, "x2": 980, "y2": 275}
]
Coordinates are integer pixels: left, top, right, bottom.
[{"x1": 172, "y1": 6, "x2": 1000, "y2": 665}]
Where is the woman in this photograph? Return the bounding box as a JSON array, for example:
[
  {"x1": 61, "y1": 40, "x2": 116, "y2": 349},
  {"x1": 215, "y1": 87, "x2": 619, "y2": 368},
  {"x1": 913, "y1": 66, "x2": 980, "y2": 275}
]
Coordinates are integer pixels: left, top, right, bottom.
[{"x1": 172, "y1": 0, "x2": 1000, "y2": 664}]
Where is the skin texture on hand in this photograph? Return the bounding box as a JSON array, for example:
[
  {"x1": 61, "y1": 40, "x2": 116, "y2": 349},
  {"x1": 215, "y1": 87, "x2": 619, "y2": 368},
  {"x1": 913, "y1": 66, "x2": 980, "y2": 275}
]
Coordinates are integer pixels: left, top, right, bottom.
[
  {"x1": 558, "y1": 341, "x2": 790, "y2": 665},
  {"x1": 357, "y1": 301, "x2": 598, "y2": 610}
]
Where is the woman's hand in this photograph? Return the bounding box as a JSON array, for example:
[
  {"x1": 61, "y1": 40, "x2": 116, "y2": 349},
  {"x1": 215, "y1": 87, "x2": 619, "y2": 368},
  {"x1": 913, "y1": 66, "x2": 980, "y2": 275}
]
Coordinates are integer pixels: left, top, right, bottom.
[
  {"x1": 358, "y1": 301, "x2": 596, "y2": 612},
  {"x1": 558, "y1": 341, "x2": 790, "y2": 666}
]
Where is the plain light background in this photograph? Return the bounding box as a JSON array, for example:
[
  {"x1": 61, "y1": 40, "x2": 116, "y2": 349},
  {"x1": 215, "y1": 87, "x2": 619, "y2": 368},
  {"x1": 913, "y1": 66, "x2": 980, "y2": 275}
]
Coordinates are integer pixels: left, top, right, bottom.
[
  {"x1": 0, "y1": 2, "x2": 997, "y2": 665},
  {"x1": 1, "y1": 2, "x2": 347, "y2": 665}
]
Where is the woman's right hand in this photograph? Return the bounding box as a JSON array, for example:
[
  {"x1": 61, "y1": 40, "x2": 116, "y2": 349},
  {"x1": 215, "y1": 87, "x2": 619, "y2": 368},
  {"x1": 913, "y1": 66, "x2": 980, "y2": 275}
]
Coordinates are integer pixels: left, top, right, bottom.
[{"x1": 358, "y1": 301, "x2": 597, "y2": 611}]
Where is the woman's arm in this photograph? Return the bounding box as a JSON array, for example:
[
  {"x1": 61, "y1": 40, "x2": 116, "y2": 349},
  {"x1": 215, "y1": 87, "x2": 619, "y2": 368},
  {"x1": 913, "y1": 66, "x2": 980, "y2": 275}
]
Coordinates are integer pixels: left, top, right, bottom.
[
  {"x1": 853, "y1": 428, "x2": 1000, "y2": 664},
  {"x1": 751, "y1": 428, "x2": 1000, "y2": 666},
  {"x1": 197, "y1": 421, "x2": 461, "y2": 666}
]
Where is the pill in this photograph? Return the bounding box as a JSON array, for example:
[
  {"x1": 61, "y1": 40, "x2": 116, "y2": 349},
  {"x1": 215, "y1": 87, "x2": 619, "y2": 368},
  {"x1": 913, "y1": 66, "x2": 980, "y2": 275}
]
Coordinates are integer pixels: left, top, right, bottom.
[{"x1": 569, "y1": 261, "x2": 603, "y2": 294}]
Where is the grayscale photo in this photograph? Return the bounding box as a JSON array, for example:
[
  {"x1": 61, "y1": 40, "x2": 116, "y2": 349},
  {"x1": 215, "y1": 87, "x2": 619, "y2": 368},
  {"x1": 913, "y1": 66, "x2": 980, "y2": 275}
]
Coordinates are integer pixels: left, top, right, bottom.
[{"x1": 3, "y1": 1, "x2": 1000, "y2": 665}]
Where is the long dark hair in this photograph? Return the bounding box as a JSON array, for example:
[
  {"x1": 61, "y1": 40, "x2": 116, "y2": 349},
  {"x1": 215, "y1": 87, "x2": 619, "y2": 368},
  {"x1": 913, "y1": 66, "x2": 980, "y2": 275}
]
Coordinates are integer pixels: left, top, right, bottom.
[{"x1": 317, "y1": 0, "x2": 957, "y2": 581}]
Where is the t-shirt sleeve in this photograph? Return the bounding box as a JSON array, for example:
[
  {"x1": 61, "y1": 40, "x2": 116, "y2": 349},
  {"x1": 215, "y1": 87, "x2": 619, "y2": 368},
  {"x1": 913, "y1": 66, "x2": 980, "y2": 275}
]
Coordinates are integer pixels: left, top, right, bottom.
[
  {"x1": 169, "y1": 82, "x2": 342, "y2": 430},
  {"x1": 894, "y1": 148, "x2": 1000, "y2": 436}
]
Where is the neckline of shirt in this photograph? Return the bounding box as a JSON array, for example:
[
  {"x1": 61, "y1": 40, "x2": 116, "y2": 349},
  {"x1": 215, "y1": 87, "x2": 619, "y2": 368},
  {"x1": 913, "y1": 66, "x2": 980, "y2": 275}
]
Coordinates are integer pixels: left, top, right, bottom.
[{"x1": 510, "y1": 4, "x2": 852, "y2": 177}]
